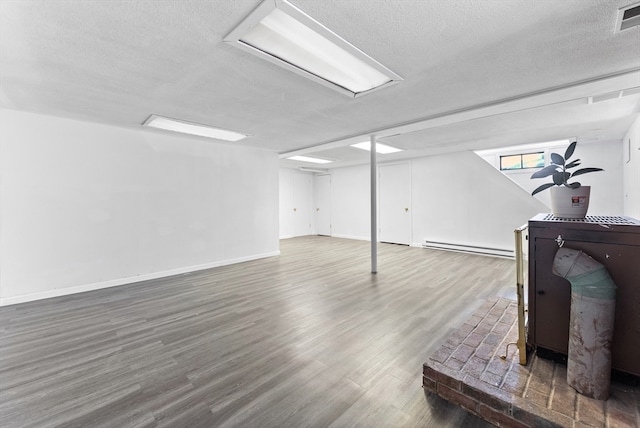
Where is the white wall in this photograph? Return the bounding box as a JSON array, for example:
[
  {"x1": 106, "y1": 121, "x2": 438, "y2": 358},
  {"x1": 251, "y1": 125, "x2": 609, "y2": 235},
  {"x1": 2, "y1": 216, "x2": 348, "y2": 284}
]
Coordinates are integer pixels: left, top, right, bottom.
[
  {"x1": 281, "y1": 151, "x2": 547, "y2": 253},
  {"x1": 410, "y1": 151, "x2": 547, "y2": 252},
  {"x1": 280, "y1": 165, "x2": 371, "y2": 241},
  {"x1": 330, "y1": 164, "x2": 371, "y2": 241},
  {"x1": 482, "y1": 140, "x2": 624, "y2": 215},
  {"x1": 0, "y1": 109, "x2": 280, "y2": 305},
  {"x1": 279, "y1": 168, "x2": 294, "y2": 238},
  {"x1": 623, "y1": 114, "x2": 640, "y2": 219}
]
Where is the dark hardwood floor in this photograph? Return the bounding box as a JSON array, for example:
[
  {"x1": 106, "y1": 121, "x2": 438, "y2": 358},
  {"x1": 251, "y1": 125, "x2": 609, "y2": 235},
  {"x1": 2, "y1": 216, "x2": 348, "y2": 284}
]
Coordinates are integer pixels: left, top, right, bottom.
[{"x1": 0, "y1": 236, "x2": 517, "y2": 427}]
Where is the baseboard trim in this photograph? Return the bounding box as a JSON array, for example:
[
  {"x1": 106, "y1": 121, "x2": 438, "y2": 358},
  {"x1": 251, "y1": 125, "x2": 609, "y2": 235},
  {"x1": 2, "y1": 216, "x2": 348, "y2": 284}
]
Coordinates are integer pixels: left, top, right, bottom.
[
  {"x1": 422, "y1": 241, "x2": 513, "y2": 258},
  {"x1": 331, "y1": 234, "x2": 370, "y2": 241},
  {"x1": 0, "y1": 250, "x2": 281, "y2": 306}
]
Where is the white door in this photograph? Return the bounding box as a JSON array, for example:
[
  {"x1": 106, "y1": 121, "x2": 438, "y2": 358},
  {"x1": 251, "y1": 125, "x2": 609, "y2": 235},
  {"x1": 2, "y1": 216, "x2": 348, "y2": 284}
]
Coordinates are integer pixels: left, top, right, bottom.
[
  {"x1": 379, "y1": 163, "x2": 411, "y2": 245},
  {"x1": 315, "y1": 174, "x2": 331, "y2": 236},
  {"x1": 292, "y1": 173, "x2": 313, "y2": 236}
]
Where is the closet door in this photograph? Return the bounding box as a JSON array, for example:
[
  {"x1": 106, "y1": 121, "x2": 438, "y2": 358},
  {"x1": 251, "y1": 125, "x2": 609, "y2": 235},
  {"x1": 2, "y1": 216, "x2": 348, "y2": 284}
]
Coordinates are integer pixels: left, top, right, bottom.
[
  {"x1": 379, "y1": 163, "x2": 411, "y2": 245},
  {"x1": 315, "y1": 174, "x2": 331, "y2": 236},
  {"x1": 292, "y1": 173, "x2": 313, "y2": 236}
]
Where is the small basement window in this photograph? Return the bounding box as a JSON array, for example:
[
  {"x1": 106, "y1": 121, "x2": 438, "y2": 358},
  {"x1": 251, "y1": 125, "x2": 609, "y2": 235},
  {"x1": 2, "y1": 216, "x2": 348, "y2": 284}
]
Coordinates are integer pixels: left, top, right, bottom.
[{"x1": 500, "y1": 152, "x2": 545, "y2": 171}]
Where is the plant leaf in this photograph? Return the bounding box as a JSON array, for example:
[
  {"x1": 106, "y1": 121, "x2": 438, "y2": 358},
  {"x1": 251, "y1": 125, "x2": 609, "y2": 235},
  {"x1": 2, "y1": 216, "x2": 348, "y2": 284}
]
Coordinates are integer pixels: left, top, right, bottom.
[
  {"x1": 565, "y1": 160, "x2": 581, "y2": 169},
  {"x1": 530, "y1": 165, "x2": 558, "y2": 178},
  {"x1": 531, "y1": 182, "x2": 556, "y2": 196},
  {"x1": 566, "y1": 182, "x2": 581, "y2": 189},
  {"x1": 564, "y1": 141, "x2": 577, "y2": 160},
  {"x1": 550, "y1": 152, "x2": 565, "y2": 165},
  {"x1": 571, "y1": 167, "x2": 604, "y2": 178},
  {"x1": 553, "y1": 171, "x2": 569, "y2": 185}
]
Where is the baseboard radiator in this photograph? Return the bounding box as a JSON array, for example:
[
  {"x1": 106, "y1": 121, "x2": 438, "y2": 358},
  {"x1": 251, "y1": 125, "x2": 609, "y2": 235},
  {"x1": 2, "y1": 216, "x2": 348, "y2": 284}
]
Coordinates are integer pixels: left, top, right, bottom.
[{"x1": 422, "y1": 240, "x2": 514, "y2": 258}]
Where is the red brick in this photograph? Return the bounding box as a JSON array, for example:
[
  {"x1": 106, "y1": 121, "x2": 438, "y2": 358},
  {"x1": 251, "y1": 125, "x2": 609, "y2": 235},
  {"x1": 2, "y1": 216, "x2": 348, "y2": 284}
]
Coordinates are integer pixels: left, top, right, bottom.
[
  {"x1": 423, "y1": 365, "x2": 437, "y2": 382},
  {"x1": 552, "y1": 364, "x2": 568, "y2": 383},
  {"x1": 549, "y1": 386, "x2": 576, "y2": 418},
  {"x1": 492, "y1": 322, "x2": 511, "y2": 336},
  {"x1": 475, "y1": 299, "x2": 498, "y2": 315},
  {"x1": 483, "y1": 332, "x2": 503, "y2": 346},
  {"x1": 437, "y1": 383, "x2": 478, "y2": 414},
  {"x1": 575, "y1": 394, "x2": 606, "y2": 426},
  {"x1": 486, "y1": 356, "x2": 510, "y2": 378},
  {"x1": 499, "y1": 311, "x2": 517, "y2": 325},
  {"x1": 607, "y1": 384, "x2": 639, "y2": 414},
  {"x1": 607, "y1": 408, "x2": 637, "y2": 428},
  {"x1": 573, "y1": 422, "x2": 596, "y2": 428},
  {"x1": 467, "y1": 315, "x2": 483, "y2": 327},
  {"x1": 512, "y1": 398, "x2": 573, "y2": 428},
  {"x1": 528, "y1": 358, "x2": 554, "y2": 394},
  {"x1": 463, "y1": 356, "x2": 489, "y2": 378},
  {"x1": 462, "y1": 331, "x2": 484, "y2": 348},
  {"x1": 422, "y1": 376, "x2": 436, "y2": 393},
  {"x1": 548, "y1": 366, "x2": 576, "y2": 419},
  {"x1": 443, "y1": 338, "x2": 461, "y2": 351},
  {"x1": 501, "y1": 369, "x2": 529, "y2": 397},
  {"x1": 474, "y1": 323, "x2": 492, "y2": 336},
  {"x1": 478, "y1": 404, "x2": 528, "y2": 428},
  {"x1": 480, "y1": 371, "x2": 503, "y2": 388},
  {"x1": 488, "y1": 309, "x2": 506, "y2": 320},
  {"x1": 459, "y1": 322, "x2": 476, "y2": 336},
  {"x1": 495, "y1": 298, "x2": 511, "y2": 309},
  {"x1": 483, "y1": 314, "x2": 501, "y2": 325},
  {"x1": 436, "y1": 371, "x2": 462, "y2": 391},
  {"x1": 462, "y1": 377, "x2": 512, "y2": 413},
  {"x1": 451, "y1": 344, "x2": 475, "y2": 363},
  {"x1": 475, "y1": 343, "x2": 496, "y2": 360},
  {"x1": 523, "y1": 387, "x2": 549, "y2": 409},
  {"x1": 429, "y1": 347, "x2": 451, "y2": 364},
  {"x1": 444, "y1": 357, "x2": 465, "y2": 371}
]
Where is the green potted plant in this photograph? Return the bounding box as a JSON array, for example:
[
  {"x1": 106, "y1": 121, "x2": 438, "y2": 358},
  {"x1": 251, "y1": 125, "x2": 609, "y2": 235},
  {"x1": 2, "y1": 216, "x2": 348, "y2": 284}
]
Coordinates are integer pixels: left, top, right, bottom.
[{"x1": 530, "y1": 141, "x2": 603, "y2": 218}]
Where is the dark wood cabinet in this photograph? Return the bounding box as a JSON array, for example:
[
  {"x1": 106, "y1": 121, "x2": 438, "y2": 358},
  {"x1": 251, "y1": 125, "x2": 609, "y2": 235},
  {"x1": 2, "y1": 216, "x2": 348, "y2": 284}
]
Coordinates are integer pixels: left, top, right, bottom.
[{"x1": 527, "y1": 213, "x2": 640, "y2": 377}]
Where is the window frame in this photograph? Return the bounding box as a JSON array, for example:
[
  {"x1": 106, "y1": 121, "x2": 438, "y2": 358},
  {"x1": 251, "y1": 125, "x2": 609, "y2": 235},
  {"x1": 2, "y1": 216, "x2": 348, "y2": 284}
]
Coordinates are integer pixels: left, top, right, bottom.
[{"x1": 499, "y1": 151, "x2": 545, "y2": 171}]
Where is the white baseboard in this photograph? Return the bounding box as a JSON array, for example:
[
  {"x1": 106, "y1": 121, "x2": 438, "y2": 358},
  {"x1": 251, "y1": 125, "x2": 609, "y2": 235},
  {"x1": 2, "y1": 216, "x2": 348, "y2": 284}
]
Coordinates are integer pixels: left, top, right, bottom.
[
  {"x1": 0, "y1": 251, "x2": 281, "y2": 307},
  {"x1": 422, "y1": 241, "x2": 513, "y2": 258},
  {"x1": 331, "y1": 234, "x2": 370, "y2": 241}
]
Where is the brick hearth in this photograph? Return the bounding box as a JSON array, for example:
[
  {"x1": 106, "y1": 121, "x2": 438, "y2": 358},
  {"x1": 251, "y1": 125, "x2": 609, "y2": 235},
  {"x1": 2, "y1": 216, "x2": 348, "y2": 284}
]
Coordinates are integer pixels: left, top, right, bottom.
[{"x1": 423, "y1": 297, "x2": 639, "y2": 427}]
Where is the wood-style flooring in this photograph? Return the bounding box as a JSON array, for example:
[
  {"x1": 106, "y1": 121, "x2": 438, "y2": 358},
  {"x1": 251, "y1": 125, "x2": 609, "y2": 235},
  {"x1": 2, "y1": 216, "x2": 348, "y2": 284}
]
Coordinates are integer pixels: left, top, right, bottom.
[{"x1": 0, "y1": 236, "x2": 517, "y2": 427}]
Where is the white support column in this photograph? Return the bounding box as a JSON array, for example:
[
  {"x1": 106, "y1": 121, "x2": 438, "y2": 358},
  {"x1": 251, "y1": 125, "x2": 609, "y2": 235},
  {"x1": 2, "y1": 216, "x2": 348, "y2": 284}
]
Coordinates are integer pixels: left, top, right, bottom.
[{"x1": 370, "y1": 135, "x2": 377, "y2": 274}]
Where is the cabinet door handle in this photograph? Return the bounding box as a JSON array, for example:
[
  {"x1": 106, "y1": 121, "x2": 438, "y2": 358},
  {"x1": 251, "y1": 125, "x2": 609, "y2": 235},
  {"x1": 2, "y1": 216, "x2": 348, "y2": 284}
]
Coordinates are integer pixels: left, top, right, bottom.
[{"x1": 537, "y1": 290, "x2": 545, "y2": 295}]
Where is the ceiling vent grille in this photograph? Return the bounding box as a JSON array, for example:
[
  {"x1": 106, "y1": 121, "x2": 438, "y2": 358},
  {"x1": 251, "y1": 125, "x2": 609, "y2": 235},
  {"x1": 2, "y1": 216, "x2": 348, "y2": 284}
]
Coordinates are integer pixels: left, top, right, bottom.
[
  {"x1": 616, "y1": 3, "x2": 640, "y2": 32},
  {"x1": 587, "y1": 86, "x2": 640, "y2": 104}
]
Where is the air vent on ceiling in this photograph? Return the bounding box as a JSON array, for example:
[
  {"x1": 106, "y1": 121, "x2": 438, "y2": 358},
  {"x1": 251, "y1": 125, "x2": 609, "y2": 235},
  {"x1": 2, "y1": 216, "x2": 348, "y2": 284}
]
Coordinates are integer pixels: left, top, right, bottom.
[
  {"x1": 623, "y1": 87, "x2": 640, "y2": 97},
  {"x1": 587, "y1": 86, "x2": 640, "y2": 104},
  {"x1": 616, "y1": 3, "x2": 640, "y2": 32}
]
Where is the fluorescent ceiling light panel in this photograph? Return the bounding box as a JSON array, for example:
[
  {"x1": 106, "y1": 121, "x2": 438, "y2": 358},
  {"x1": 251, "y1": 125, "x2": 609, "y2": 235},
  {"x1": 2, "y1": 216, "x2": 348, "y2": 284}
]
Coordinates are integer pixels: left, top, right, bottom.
[
  {"x1": 287, "y1": 155, "x2": 332, "y2": 164},
  {"x1": 142, "y1": 115, "x2": 248, "y2": 142},
  {"x1": 351, "y1": 141, "x2": 403, "y2": 154},
  {"x1": 224, "y1": 0, "x2": 403, "y2": 97}
]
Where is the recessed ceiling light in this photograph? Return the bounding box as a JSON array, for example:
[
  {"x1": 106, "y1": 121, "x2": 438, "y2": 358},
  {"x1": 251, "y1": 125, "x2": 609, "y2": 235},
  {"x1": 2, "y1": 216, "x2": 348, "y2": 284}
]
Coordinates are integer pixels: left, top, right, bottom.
[
  {"x1": 224, "y1": 0, "x2": 403, "y2": 97},
  {"x1": 142, "y1": 115, "x2": 249, "y2": 142},
  {"x1": 287, "y1": 155, "x2": 333, "y2": 164},
  {"x1": 351, "y1": 141, "x2": 403, "y2": 154}
]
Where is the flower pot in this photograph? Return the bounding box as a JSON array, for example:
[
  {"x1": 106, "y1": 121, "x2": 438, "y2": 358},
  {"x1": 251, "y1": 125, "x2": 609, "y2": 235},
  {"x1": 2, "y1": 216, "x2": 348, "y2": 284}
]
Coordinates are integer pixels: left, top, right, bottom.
[{"x1": 550, "y1": 186, "x2": 591, "y2": 218}]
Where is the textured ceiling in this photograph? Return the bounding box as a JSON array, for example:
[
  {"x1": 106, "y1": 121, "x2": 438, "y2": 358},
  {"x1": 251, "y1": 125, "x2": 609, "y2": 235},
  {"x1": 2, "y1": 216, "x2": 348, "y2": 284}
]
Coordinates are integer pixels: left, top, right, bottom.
[{"x1": 1, "y1": 0, "x2": 639, "y2": 169}]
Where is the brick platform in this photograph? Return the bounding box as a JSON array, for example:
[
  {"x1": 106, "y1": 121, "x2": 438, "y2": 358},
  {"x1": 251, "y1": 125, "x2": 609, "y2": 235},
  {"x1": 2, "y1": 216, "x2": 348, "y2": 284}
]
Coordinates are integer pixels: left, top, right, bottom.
[{"x1": 423, "y1": 297, "x2": 640, "y2": 427}]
